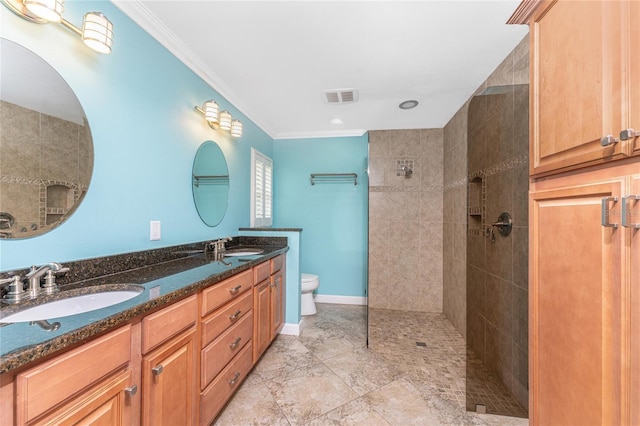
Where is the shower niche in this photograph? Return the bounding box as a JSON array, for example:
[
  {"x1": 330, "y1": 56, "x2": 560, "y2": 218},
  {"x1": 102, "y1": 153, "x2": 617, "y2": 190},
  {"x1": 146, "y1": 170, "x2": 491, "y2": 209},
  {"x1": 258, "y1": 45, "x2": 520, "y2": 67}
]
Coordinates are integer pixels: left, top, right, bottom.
[{"x1": 467, "y1": 177, "x2": 484, "y2": 237}]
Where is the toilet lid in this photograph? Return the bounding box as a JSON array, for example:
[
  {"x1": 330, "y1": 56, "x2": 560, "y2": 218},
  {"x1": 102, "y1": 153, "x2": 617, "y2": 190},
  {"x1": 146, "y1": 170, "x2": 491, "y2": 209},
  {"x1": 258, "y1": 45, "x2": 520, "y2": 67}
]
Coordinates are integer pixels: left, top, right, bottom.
[{"x1": 301, "y1": 273, "x2": 318, "y2": 282}]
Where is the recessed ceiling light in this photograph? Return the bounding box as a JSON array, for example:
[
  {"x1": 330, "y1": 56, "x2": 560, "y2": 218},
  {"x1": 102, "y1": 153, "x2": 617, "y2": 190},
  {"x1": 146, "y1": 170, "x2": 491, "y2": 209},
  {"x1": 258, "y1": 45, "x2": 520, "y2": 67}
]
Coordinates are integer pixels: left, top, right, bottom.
[
  {"x1": 330, "y1": 118, "x2": 343, "y2": 125},
  {"x1": 399, "y1": 100, "x2": 419, "y2": 110}
]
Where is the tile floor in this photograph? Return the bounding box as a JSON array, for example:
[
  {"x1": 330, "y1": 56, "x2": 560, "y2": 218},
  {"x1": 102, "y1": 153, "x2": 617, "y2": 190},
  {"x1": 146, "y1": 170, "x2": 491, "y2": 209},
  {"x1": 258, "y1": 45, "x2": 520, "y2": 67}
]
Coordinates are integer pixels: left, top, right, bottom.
[{"x1": 214, "y1": 303, "x2": 529, "y2": 425}]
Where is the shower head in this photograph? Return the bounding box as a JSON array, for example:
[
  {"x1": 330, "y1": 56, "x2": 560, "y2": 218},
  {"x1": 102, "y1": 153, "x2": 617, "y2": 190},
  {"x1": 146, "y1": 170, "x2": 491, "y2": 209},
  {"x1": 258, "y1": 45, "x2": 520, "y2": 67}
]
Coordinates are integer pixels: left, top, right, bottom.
[{"x1": 400, "y1": 165, "x2": 413, "y2": 177}]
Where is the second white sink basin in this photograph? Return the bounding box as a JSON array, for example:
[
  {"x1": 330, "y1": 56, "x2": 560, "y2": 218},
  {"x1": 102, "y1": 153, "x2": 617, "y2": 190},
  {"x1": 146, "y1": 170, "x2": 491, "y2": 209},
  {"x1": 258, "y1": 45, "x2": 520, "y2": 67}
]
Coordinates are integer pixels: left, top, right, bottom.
[
  {"x1": 0, "y1": 284, "x2": 144, "y2": 323},
  {"x1": 224, "y1": 247, "x2": 264, "y2": 257}
]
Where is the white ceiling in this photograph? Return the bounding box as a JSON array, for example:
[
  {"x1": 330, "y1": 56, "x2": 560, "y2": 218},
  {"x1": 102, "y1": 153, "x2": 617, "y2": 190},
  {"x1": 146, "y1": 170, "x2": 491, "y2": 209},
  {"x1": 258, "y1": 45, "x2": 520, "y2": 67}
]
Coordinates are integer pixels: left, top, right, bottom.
[{"x1": 113, "y1": 1, "x2": 528, "y2": 140}]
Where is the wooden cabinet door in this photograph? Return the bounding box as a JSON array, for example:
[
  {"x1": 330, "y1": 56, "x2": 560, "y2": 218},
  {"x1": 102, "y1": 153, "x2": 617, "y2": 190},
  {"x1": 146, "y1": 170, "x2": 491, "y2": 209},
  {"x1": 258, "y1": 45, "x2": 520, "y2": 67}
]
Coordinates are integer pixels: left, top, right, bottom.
[
  {"x1": 36, "y1": 370, "x2": 133, "y2": 426},
  {"x1": 253, "y1": 279, "x2": 271, "y2": 363},
  {"x1": 530, "y1": 176, "x2": 625, "y2": 425},
  {"x1": 630, "y1": 174, "x2": 640, "y2": 425},
  {"x1": 142, "y1": 327, "x2": 197, "y2": 426},
  {"x1": 270, "y1": 270, "x2": 284, "y2": 339},
  {"x1": 530, "y1": 0, "x2": 626, "y2": 175},
  {"x1": 626, "y1": 0, "x2": 640, "y2": 157}
]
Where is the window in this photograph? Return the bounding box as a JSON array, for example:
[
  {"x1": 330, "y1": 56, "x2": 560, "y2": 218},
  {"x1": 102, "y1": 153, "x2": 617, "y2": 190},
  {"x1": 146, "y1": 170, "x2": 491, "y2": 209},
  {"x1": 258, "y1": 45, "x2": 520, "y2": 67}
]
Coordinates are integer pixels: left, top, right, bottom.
[{"x1": 251, "y1": 148, "x2": 272, "y2": 227}]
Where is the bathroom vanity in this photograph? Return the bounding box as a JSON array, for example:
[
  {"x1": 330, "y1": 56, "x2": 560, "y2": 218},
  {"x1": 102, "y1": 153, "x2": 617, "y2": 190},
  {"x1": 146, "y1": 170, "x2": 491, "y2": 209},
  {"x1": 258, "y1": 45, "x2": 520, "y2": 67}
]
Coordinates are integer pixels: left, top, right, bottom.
[{"x1": 0, "y1": 241, "x2": 287, "y2": 425}]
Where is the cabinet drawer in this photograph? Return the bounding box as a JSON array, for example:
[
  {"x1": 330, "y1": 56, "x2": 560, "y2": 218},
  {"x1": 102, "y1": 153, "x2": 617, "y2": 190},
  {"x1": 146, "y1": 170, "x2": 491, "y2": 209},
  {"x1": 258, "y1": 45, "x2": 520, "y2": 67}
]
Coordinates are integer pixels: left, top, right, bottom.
[
  {"x1": 142, "y1": 294, "x2": 197, "y2": 354},
  {"x1": 201, "y1": 312, "x2": 253, "y2": 389},
  {"x1": 254, "y1": 261, "x2": 270, "y2": 285},
  {"x1": 201, "y1": 291, "x2": 252, "y2": 348},
  {"x1": 201, "y1": 270, "x2": 252, "y2": 317},
  {"x1": 16, "y1": 325, "x2": 131, "y2": 424},
  {"x1": 270, "y1": 254, "x2": 284, "y2": 274},
  {"x1": 200, "y1": 342, "x2": 253, "y2": 426}
]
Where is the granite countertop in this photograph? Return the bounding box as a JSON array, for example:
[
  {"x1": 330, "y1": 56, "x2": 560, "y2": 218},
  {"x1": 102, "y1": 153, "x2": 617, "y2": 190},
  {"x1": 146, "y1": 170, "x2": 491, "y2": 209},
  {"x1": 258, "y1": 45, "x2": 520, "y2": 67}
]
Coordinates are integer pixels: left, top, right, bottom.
[{"x1": 0, "y1": 244, "x2": 287, "y2": 374}]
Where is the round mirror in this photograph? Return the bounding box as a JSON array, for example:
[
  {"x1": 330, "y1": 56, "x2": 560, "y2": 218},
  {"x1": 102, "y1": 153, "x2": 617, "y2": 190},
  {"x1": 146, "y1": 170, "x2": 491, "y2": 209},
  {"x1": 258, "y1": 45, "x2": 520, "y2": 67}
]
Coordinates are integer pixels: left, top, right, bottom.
[
  {"x1": 192, "y1": 141, "x2": 229, "y2": 226},
  {"x1": 0, "y1": 38, "x2": 94, "y2": 239}
]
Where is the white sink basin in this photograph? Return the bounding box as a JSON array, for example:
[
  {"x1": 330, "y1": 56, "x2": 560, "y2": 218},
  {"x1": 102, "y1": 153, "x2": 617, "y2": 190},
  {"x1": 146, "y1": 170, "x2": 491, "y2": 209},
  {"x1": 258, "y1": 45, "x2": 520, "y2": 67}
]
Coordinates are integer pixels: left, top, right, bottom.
[
  {"x1": 224, "y1": 248, "x2": 264, "y2": 257},
  {"x1": 0, "y1": 284, "x2": 144, "y2": 323}
]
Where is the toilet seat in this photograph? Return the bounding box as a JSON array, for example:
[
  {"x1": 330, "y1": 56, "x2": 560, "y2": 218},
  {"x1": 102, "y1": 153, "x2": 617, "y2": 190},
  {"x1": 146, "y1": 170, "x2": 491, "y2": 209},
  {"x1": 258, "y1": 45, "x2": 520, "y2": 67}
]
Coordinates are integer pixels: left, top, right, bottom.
[{"x1": 302, "y1": 273, "x2": 318, "y2": 282}]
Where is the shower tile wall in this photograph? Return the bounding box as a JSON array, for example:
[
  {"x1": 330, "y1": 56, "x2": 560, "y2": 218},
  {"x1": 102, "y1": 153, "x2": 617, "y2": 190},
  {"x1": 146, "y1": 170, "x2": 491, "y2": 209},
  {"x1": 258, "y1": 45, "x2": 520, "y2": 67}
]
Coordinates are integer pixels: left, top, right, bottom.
[
  {"x1": 0, "y1": 101, "x2": 92, "y2": 236},
  {"x1": 443, "y1": 34, "x2": 530, "y2": 412},
  {"x1": 368, "y1": 129, "x2": 443, "y2": 312}
]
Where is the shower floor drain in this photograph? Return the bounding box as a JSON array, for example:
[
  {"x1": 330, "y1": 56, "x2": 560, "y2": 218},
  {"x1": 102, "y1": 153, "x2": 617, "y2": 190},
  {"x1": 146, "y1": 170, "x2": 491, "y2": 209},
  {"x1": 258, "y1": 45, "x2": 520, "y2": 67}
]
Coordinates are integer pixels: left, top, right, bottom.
[{"x1": 416, "y1": 341, "x2": 427, "y2": 347}]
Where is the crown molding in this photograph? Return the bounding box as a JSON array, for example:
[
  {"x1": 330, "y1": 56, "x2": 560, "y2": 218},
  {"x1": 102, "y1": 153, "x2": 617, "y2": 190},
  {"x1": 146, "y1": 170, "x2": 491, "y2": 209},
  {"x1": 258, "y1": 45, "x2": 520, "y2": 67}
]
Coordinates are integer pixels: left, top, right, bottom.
[
  {"x1": 274, "y1": 129, "x2": 367, "y2": 141},
  {"x1": 111, "y1": 0, "x2": 276, "y2": 138}
]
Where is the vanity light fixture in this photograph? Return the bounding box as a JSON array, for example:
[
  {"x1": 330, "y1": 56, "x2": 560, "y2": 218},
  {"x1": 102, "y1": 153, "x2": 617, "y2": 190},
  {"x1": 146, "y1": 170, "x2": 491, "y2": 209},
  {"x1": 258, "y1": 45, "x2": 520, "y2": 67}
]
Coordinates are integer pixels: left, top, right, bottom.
[
  {"x1": 194, "y1": 101, "x2": 243, "y2": 138},
  {"x1": 219, "y1": 111, "x2": 232, "y2": 131},
  {"x1": 2, "y1": 0, "x2": 114, "y2": 54},
  {"x1": 230, "y1": 119, "x2": 243, "y2": 138}
]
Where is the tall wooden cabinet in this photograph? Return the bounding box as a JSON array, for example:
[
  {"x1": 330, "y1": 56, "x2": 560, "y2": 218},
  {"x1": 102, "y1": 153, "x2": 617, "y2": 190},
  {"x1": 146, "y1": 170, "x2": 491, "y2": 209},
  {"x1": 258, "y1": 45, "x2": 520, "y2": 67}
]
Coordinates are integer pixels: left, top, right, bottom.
[
  {"x1": 509, "y1": 0, "x2": 640, "y2": 424},
  {"x1": 518, "y1": 0, "x2": 640, "y2": 176}
]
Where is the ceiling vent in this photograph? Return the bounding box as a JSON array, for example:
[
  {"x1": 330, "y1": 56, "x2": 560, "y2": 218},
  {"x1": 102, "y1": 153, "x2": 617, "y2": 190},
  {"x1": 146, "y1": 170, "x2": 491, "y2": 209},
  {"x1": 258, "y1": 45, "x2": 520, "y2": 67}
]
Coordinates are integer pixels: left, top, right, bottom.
[{"x1": 324, "y1": 89, "x2": 359, "y2": 104}]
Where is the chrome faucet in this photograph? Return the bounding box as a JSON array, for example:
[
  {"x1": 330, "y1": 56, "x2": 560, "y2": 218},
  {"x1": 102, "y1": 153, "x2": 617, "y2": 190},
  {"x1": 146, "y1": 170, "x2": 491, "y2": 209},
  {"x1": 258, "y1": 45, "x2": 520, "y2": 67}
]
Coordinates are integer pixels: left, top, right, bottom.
[
  {"x1": 205, "y1": 237, "x2": 232, "y2": 262},
  {"x1": 24, "y1": 263, "x2": 68, "y2": 298}
]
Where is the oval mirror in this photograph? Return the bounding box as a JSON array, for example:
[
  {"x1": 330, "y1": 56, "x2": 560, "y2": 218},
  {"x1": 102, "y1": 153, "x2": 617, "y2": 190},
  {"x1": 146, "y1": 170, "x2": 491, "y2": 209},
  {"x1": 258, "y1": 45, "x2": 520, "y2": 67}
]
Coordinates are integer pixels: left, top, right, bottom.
[
  {"x1": 192, "y1": 141, "x2": 229, "y2": 226},
  {"x1": 0, "y1": 38, "x2": 94, "y2": 239}
]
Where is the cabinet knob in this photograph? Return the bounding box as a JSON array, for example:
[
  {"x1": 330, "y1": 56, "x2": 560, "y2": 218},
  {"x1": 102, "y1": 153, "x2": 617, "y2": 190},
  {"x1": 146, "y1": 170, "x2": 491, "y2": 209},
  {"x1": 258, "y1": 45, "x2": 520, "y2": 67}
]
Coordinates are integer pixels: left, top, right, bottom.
[
  {"x1": 620, "y1": 128, "x2": 640, "y2": 141},
  {"x1": 228, "y1": 371, "x2": 241, "y2": 386},
  {"x1": 229, "y1": 285, "x2": 242, "y2": 295},
  {"x1": 600, "y1": 135, "x2": 619, "y2": 147},
  {"x1": 229, "y1": 310, "x2": 242, "y2": 321},
  {"x1": 229, "y1": 337, "x2": 242, "y2": 349},
  {"x1": 124, "y1": 385, "x2": 138, "y2": 397},
  {"x1": 152, "y1": 365, "x2": 164, "y2": 376}
]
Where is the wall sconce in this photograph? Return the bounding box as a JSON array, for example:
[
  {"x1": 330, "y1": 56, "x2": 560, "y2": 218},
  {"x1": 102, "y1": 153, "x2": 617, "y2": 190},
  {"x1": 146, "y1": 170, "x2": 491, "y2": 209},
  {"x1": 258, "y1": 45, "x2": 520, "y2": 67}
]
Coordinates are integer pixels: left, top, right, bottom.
[
  {"x1": 1, "y1": 0, "x2": 114, "y2": 54},
  {"x1": 194, "y1": 100, "x2": 243, "y2": 138}
]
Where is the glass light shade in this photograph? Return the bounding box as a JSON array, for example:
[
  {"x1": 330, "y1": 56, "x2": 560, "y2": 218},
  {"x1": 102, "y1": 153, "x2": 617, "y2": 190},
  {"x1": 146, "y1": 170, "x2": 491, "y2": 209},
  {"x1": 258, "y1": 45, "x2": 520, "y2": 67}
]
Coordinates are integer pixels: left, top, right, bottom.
[
  {"x1": 82, "y1": 12, "x2": 113, "y2": 54},
  {"x1": 230, "y1": 119, "x2": 243, "y2": 138},
  {"x1": 24, "y1": 0, "x2": 64, "y2": 22},
  {"x1": 204, "y1": 100, "x2": 219, "y2": 125},
  {"x1": 219, "y1": 110, "x2": 232, "y2": 131}
]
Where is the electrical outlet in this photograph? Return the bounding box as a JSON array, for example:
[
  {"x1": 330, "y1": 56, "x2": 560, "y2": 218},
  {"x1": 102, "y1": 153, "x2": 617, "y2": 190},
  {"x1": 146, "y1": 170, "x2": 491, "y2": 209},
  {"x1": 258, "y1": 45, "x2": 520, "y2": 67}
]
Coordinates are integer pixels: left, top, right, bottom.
[
  {"x1": 149, "y1": 285, "x2": 161, "y2": 299},
  {"x1": 150, "y1": 220, "x2": 161, "y2": 240}
]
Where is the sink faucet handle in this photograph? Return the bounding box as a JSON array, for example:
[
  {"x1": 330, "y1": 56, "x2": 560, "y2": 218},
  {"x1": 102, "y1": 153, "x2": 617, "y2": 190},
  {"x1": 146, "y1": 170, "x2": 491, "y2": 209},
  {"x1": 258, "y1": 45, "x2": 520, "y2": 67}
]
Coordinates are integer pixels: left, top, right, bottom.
[
  {"x1": 1, "y1": 275, "x2": 27, "y2": 304},
  {"x1": 41, "y1": 269, "x2": 66, "y2": 295}
]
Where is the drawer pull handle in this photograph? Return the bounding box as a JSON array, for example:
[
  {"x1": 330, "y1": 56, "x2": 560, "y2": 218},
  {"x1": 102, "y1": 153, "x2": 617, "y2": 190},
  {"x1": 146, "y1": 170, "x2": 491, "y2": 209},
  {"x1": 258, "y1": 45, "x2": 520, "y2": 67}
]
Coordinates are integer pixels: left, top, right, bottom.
[
  {"x1": 229, "y1": 337, "x2": 242, "y2": 349},
  {"x1": 229, "y1": 310, "x2": 242, "y2": 321},
  {"x1": 229, "y1": 285, "x2": 242, "y2": 295},
  {"x1": 152, "y1": 365, "x2": 164, "y2": 376},
  {"x1": 600, "y1": 135, "x2": 619, "y2": 147},
  {"x1": 622, "y1": 195, "x2": 640, "y2": 228},
  {"x1": 228, "y1": 371, "x2": 241, "y2": 386},
  {"x1": 601, "y1": 196, "x2": 619, "y2": 228},
  {"x1": 124, "y1": 385, "x2": 137, "y2": 397},
  {"x1": 620, "y1": 128, "x2": 640, "y2": 141}
]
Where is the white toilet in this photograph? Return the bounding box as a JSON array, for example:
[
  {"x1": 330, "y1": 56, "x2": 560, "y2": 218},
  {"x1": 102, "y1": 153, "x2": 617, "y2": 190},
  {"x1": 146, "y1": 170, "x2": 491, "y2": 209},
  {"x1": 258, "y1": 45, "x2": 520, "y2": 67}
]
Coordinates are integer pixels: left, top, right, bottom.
[{"x1": 301, "y1": 273, "x2": 320, "y2": 315}]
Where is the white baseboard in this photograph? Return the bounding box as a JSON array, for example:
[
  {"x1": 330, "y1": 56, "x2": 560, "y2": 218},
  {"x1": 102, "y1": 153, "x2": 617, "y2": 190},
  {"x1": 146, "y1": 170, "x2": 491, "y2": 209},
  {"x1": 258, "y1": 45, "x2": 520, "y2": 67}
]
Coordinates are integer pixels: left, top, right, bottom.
[
  {"x1": 279, "y1": 321, "x2": 303, "y2": 336},
  {"x1": 314, "y1": 294, "x2": 367, "y2": 305}
]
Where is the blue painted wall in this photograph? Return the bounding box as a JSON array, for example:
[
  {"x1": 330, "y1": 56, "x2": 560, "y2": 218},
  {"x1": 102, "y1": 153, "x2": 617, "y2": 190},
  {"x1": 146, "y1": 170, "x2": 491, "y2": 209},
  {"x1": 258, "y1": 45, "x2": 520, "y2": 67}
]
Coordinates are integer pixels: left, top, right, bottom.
[
  {"x1": 0, "y1": 1, "x2": 273, "y2": 270},
  {"x1": 273, "y1": 136, "x2": 369, "y2": 298}
]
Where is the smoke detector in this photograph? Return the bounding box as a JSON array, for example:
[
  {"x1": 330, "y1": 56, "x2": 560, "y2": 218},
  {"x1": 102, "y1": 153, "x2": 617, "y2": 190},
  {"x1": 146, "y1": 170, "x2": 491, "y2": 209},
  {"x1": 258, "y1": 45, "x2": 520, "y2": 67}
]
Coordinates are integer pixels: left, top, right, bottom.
[{"x1": 323, "y1": 88, "x2": 359, "y2": 104}]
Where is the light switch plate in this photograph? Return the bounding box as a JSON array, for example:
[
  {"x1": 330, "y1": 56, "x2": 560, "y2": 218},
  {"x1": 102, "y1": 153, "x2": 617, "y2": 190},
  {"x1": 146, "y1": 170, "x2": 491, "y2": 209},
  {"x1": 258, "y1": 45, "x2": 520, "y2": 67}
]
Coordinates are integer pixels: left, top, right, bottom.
[{"x1": 150, "y1": 220, "x2": 161, "y2": 240}]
